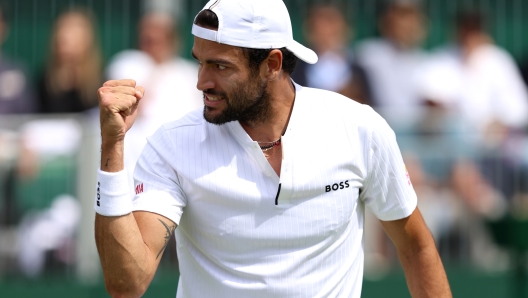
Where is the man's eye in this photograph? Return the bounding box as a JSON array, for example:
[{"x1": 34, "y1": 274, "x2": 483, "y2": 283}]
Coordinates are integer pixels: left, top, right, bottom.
[{"x1": 217, "y1": 65, "x2": 227, "y2": 70}]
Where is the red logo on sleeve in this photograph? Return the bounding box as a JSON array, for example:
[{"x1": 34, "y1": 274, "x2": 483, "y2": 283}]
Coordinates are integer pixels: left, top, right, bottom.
[
  {"x1": 135, "y1": 183, "x2": 144, "y2": 194},
  {"x1": 404, "y1": 166, "x2": 412, "y2": 186}
]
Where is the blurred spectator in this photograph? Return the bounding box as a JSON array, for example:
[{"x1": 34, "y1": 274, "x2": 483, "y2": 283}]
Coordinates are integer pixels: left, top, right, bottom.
[
  {"x1": 448, "y1": 160, "x2": 509, "y2": 270},
  {"x1": 420, "y1": 11, "x2": 528, "y2": 138},
  {"x1": 351, "y1": 0, "x2": 430, "y2": 276},
  {"x1": 0, "y1": 2, "x2": 38, "y2": 228},
  {"x1": 17, "y1": 195, "x2": 81, "y2": 278},
  {"x1": 0, "y1": 4, "x2": 37, "y2": 114},
  {"x1": 419, "y1": 10, "x2": 528, "y2": 270},
  {"x1": 105, "y1": 11, "x2": 202, "y2": 190},
  {"x1": 2, "y1": 10, "x2": 94, "y2": 277},
  {"x1": 15, "y1": 9, "x2": 93, "y2": 186},
  {"x1": 355, "y1": 0, "x2": 428, "y2": 116},
  {"x1": 37, "y1": 8, "x2": 102, "y2": 113},
  {"x1": 419, "y1": 10, "x2": 528, "y2": 198},
  {"x1": 291, "y1": 3, "x2": 371, "y2": 104}
]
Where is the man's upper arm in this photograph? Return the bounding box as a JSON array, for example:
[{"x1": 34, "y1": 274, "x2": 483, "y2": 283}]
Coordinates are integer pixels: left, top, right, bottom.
[
  {"x1": 379, "y1": 208, "x2": 452, "y2": 297},
  {"x1": 134, "y1": 211, "x2": 177, "y2": 262},
  {"x1": 379, "y1": 208, "x2": 432, "y2": 253},
  {"x1": 132, "y1": 128, "x2": 187, "y2": 225}
]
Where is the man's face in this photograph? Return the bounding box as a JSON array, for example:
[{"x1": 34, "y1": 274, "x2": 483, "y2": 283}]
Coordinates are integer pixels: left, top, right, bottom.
[
  {"x1": 138, "y1": 14, "x2": 175, "y2": 63},
  {"x1": 192, "y1": 37, "x2": 273, "y2": 125},
  {"x1": 381, "y1": 4, "x2": 426, "y2": 48},
  {"x1": 306, "y1": 6, "x2": 350, "y2": 52}
]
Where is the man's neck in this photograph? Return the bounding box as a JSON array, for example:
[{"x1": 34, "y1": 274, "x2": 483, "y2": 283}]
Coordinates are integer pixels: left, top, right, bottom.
[{"x1": 240, "y1": 77, "x2": 295, "y2": 143}]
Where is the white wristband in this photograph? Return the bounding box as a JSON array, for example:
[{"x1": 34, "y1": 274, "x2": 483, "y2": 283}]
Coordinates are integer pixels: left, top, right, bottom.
[{"x1": 95, "y1": 168, "x2": 133, "y2": 216}]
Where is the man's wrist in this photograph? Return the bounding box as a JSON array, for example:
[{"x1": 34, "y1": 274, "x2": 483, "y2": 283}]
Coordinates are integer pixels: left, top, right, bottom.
[
  {"x1": 95, "y1": 168, "x2": 133, "y2": 216},
  {"x1": 101, "y1": 138, "x2": 125, "y2": 151},
  {"x1": 100, "y1": 138, "x2": 125, "y2": 172}
]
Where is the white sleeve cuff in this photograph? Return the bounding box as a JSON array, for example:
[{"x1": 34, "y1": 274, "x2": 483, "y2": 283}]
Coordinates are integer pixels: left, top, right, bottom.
[{"x1": 95, "y1": 168, "x2": 133, "y2": 217}]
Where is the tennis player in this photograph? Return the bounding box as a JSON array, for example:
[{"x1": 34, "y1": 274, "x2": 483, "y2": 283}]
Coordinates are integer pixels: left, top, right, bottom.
[{"x1": 95, "y1": 0, "x2": 452, "y2": 297}]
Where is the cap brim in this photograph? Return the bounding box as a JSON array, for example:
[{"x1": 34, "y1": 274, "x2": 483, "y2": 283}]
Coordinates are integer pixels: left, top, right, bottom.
[{"x1": 287, "y1": 41, "x2": 318, "y2": 64}]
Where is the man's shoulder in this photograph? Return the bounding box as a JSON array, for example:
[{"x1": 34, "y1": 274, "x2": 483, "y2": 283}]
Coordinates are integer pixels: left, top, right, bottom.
[
  {"x1": 300, "y1": 86, "x2": 370, "y2": 116},
  {"x1": 159, "y1": 108, "x2": 204, "y2": 132},
  {"x1": 298, "y1": 85, "x2": 386, "y2": 131},
  {"x1": 146, "y1": 109, "x2": 205, "y2": 151}
]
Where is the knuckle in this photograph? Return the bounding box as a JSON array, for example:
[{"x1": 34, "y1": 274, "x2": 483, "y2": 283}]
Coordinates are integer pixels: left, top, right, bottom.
[
  {"x1": 103, "y1": 80, "x2": 115, "y2": 87},
  {"x1": 97, "y1": 87, "x2": 107, "y2": 98},
  {"x1": 125, "y1": 86, "x2": 136, "y2": 94},
  {"x1": 120, "y1": 79, "x2": 136, "y2": 87}
]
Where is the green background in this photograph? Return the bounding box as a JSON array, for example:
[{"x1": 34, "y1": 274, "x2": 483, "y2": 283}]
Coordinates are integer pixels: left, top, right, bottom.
[{"x1": 2, "y1": 0, "x2": 528, "y2": 80}]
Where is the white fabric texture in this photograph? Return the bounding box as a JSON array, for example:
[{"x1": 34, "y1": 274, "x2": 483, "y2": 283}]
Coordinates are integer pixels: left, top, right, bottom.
[
  {"x1": 192, "y1": 0, "x2": 318, "y2": 64},
  {"x1": 132, "y1": 82, "x2": 417, "y2": 297}
]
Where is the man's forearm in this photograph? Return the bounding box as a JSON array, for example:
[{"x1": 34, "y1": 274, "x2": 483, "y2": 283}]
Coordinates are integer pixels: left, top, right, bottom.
[
  {"x1": 398, "y1": 243, "x2": 452, "y2": 297},
  {"x1": 95, "y1": 213, "x2": 157, "y2": 298},
  {"x1": 382, "y1": 209, "x2": 452, "y2": 298},
  {"x1": 101, "y1": 140, "x2": 125, "y2": 172}
]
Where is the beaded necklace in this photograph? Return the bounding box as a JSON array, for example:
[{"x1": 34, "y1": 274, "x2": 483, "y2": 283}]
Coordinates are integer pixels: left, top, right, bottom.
[{"x1": 258, "y1": 137, "x2": 281, "y2": 152}]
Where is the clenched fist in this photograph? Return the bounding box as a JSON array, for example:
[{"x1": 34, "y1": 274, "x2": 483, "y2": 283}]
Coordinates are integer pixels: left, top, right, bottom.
[{"x1": 98, "y1": 79, "x2": 145, "y2": 142}]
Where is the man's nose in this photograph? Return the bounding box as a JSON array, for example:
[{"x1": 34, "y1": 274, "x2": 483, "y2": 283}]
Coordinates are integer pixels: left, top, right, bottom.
[{"x1": 196, "y1": 67, "x2": 215, "y2": 91}]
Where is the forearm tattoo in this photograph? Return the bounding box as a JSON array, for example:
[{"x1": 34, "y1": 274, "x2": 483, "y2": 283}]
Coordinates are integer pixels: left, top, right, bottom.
[{"x1": 157, "y1": 218, "x2": 177, "y2": 259}]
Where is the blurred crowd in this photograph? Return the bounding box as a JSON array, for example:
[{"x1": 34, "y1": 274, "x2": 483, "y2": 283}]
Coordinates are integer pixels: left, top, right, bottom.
[{"x1": 1, "y1": 0, "x2": 528, "y2": 281}]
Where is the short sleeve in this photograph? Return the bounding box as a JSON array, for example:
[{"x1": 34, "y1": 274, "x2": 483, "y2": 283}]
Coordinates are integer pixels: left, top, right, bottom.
[
  {"x1": 359, "y1": 109, "x2": 417, "y2": 221},
  {"x1": 132, "y1": 128, "x2": 186, "y2": 225}
]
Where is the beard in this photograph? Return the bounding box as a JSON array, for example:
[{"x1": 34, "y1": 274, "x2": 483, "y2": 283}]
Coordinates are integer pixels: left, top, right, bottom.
[{"x1": 203, "y1": 74, "x2": 273, "y2": 125}]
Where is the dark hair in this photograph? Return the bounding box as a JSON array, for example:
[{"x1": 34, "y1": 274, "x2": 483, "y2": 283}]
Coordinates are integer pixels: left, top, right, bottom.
[
  {"x1": 194, "y1": 9, "x2": 297, "y2": 75},
  {"x1": 306, "y1": 3, "x2": 352, "y2": 26},
  {"x1": 379, "y1": 0, "x2": 423, "y2": 19}
]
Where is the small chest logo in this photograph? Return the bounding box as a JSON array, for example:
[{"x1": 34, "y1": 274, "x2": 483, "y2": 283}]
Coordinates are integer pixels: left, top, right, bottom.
[
  {"x1": 135, "y1": 183, "x2": 144, "y2": 195},
  {"x1": 325, "y1": 180, "x2": 350, "y2": 192}
]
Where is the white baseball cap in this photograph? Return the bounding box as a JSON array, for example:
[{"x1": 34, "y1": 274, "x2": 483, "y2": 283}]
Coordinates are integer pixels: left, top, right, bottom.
[{"x1": 192, "y1": 0, "x2": 318, "y2": 64}]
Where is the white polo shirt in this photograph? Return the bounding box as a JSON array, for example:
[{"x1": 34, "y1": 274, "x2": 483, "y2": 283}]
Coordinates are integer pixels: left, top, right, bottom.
[{"x1": 132, "y1": 83, "x2": 417, "y2": 298}]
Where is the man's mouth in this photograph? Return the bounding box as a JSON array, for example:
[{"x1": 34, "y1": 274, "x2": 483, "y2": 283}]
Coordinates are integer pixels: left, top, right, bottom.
[
  {"x1": 204, "y1": 94, "x2": 224, "y2": 101},
  {"x1": 203, "y1": 93, "x2": 226, "y2": 107}
]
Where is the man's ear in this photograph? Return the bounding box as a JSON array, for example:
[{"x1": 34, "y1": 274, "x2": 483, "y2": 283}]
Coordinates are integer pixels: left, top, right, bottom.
[{"x1": 265, "y1": 49, "x2": 283, "y2": 81}]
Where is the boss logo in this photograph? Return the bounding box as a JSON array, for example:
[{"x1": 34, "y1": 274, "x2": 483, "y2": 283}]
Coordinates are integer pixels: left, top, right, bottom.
[
  {"x1": 325, "y1": 180, "x2": 350, "y2": 192},
  {"x1": 97, "y1": 182, "x2": 101, "y2": 206}
]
